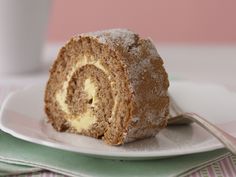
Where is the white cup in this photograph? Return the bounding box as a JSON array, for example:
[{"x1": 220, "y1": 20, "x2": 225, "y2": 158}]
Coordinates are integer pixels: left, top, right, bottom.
[{"x1": 0, "y1": 0, "x2": 51, "y2": 75}]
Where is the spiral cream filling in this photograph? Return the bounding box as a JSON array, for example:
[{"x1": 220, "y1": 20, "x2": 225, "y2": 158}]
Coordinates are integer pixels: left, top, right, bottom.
[{"x1": 55, "y1": 55, "x2": 118, "y2": 132}]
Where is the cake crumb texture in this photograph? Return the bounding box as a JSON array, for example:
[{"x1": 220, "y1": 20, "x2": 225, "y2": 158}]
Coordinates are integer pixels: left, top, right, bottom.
[{"x1": 44, "y1": 28, "x2": 169, "y2": 145}]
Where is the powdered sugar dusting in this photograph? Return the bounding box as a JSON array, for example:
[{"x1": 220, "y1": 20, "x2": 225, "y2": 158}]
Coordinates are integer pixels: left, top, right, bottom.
[
  {"x1": 122, "y1": 38, "x2": 168, "y2": 143},
  {"x1": 80, "y1": 28, "x2": 137, "y2": 50},
  {"x1": 148, "y1": 38, "x2": 160, "y2": 57},
  {"x1": 78, "y1": 28, "x2": 169, "y2": 144}
]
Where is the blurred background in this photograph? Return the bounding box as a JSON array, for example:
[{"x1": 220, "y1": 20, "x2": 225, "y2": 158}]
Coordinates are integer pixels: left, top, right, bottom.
[
  {"x1": 47, "y1": 0, "x2": 236, "y2": 44},
  {"x1": 46, "y1": 0, "x2": 236, "y2": 89},
  {"x1": 0, "y1": 0, "x2": 236, "y2": 89}
]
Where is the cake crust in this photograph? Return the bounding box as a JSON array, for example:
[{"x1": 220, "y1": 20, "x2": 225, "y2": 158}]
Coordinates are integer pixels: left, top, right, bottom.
[{"x1": 45, "y1": 29, "x2": 169, "y2": 145}]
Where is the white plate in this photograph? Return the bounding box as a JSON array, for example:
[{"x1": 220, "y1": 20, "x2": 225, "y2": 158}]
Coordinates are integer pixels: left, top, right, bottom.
[{"x1": 1, "y1": 81, "x2": 236, "y2": 160}]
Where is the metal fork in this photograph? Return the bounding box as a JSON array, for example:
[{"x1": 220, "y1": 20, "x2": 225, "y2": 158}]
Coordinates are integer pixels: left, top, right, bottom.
[{"x1": 167, "y1": 95, "x2": 236, "y2": 155}]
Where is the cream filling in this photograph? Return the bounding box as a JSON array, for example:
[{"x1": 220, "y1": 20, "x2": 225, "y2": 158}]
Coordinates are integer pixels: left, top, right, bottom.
[
  {"x1": 56, "y1": 55, "x2": 107, "y2": 114},
  {"x1": 55, "y1": 55, "x2": 107, "y2": 131},
  {"x1": 55, "y1": 55, "x2": 119, "y2": 132},
  {"x1": 69, "y1": 78, "x2": 98, "y2": 132},
  {"x1": 68, "y1": 111, "x2": 96, "y2": 132}
]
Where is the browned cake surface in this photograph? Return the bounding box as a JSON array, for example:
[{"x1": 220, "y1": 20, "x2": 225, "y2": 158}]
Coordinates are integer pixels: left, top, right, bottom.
[{"x1": 44, "y1": 29, "x2": 169, "y2": 145}]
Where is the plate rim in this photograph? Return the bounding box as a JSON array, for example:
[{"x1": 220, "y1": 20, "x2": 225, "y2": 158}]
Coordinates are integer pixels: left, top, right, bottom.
[{"x1": 0, "y1": 81, "x2": 225, "y2": 160}]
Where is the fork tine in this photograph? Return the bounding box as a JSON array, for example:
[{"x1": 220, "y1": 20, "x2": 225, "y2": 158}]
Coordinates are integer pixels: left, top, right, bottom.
[{"x1": 168, "y1": 93, "x2": 193, "y2": 125}]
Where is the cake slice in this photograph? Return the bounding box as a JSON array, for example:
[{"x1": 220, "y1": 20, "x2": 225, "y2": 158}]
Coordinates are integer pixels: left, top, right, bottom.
[{"x1": 44, "y1": 29, "x2": 169, "y2": 145}]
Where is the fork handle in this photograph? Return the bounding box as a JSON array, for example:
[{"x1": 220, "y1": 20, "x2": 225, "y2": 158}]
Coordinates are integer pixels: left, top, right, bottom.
[{"x1": 184, "y1": 113, "x2": 236, "y2": 155}]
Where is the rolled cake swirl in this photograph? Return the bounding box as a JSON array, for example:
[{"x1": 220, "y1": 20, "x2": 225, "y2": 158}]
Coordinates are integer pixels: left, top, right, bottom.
[{"x1": 45, "y1": 29, "x2": 169, "y2": 145}]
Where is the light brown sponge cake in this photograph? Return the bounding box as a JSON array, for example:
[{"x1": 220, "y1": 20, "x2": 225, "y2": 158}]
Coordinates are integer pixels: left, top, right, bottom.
[{"x1": 44, "y1": 29, "x2": 169, "y2": 145}]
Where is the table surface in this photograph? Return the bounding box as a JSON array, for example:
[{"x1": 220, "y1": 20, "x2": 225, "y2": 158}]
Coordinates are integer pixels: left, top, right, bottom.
[{"x1": 0, "y1": 44, "x2": 236, "y2": 177}]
